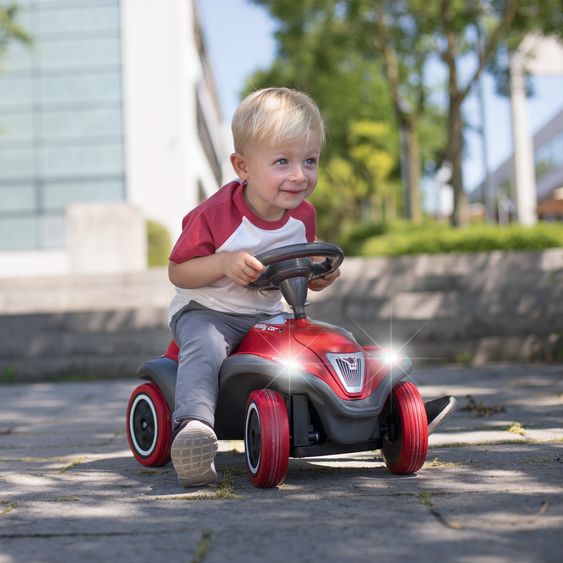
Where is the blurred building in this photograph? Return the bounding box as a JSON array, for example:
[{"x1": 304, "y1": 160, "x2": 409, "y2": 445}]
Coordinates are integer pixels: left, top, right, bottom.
[
  {"x1": 470, "y1": 105, "x2": 563, "y2": 222},
  {"x1": 0, "y1": 0, "x2": 226, "y2": 277}
]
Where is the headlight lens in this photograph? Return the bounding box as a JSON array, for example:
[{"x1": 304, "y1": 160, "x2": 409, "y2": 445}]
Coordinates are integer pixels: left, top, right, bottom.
[{"x1": 381, "y1": 349, "x2": 401, "y2": 366}]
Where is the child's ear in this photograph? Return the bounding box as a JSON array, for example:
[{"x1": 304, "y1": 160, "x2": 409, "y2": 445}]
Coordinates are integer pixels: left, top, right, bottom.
[{"x1": 230, "y1": 152, "x2": 248, "y2": 180}]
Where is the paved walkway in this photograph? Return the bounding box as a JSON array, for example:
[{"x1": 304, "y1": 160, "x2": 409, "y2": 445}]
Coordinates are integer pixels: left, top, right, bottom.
[{"x1": 1, "y1": 364, "x2": 562, "y2": 563}]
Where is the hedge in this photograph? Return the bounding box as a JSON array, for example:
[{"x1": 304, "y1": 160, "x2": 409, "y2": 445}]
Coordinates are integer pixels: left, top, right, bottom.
[
  {"x1": 147, "y1": 219, "x2": 172, "y2": 267},
  {"x1": 340, "y1": 221, "x2": 563, "y2": 257}
]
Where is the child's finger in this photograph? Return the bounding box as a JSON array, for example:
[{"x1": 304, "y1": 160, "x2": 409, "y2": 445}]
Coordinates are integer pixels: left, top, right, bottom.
[{"x1": 246, "y1": 254, "x2": 265, "y2": 272}]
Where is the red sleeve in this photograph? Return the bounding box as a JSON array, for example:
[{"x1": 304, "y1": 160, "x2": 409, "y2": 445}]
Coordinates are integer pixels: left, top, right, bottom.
[
  {"x1": 292, "y1": 200, "x2": 317, "y2": 242},
  {"x1": 308, "y1": 204, "x2": 317, "y2": 242},
  {"x1": 169, "y1": 208, "x2": 215, "y2": 264}
]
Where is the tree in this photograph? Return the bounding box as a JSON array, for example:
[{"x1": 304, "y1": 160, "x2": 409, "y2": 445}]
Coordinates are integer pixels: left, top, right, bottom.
[
  {"x1": 362, "y1": 0, "x2": 438, "y2": 224},
  {"x1": 250, "y1": 0, "x2": 445, "y2": 227},
  {"x1": 352, "y1": 0, "x2": 518, "y2": 226},
  {"x1": 247, "y1": 1, "x2": 403, "y2": 239},
  {"x1": 436, "y1": 0, "x2": 518, "y2": 226},
  {"x1": 251, "y1": 0, "x2": 563, "y2": 228},
  {"x1": 437, "y1": 0, "x2": 563, "y2": 225}
]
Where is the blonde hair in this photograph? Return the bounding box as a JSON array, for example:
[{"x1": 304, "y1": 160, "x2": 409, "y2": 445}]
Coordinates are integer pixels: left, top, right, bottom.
[{"x1": 231, "y1": 87, "x2": 325, "y2": 153}]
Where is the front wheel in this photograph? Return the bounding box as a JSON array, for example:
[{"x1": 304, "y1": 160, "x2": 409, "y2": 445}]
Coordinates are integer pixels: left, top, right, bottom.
[
  {"x1": 244, "y1": 389, "x2": 290, "y2": 488},
  {"x1": 126, "y1": 383, "x2": 172, "y2": 467},
  {"x1": 381, "y1": 381, "x2": 428, "y2": 474}
]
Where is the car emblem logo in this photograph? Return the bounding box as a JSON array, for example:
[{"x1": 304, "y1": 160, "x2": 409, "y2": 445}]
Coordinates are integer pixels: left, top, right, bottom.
[{"x1": 341, "y1": 356, "x2": 358, "y2": 370}]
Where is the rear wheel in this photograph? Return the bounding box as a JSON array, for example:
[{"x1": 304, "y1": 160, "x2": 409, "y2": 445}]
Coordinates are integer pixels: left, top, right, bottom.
[
  {"x1": 126, "y1": 383, "x2": 172, "y2": 467},
  {"x1": 244, "y1": 389, "x2": 289, "y2": 488},
  {"x1": 381, "y1": 381, "x2": 428, "y2": 474}
]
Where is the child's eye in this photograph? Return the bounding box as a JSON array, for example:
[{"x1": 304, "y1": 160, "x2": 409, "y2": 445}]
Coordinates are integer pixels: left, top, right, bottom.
[
  {"x1": 275, "y1": 158, "x2": 289, "y2": 166},
  {"x1": 304, "y1": 157, "x2": 317, "y2": 167}
]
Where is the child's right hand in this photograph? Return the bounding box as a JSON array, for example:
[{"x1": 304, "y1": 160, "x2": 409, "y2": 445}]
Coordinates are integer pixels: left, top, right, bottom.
[{"x1": 221, "y1": 251, "x2": 265, "y2": 286}]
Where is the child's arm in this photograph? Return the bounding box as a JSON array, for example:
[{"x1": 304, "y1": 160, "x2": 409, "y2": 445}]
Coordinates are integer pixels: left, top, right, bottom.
[{"x1": 169, "y1": 251, "x2": 265, "y2": 289}]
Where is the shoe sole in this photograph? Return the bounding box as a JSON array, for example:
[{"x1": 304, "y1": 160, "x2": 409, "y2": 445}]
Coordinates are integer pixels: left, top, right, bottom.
[
  {"x1": 171, "y1": 425, "x2": 219, "y2": 487},
  {"x1": 428, "y1": 396, "x2": 458, "y2": 435}
]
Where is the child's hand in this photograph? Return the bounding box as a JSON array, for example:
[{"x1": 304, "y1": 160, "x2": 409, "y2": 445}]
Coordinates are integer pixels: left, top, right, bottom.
[
  {"x1": 221, "y1": 251, "x2": 265, "y2": 286},
  {"x1": 308, "y1": 268, "x2": 340, "y2": 291}
]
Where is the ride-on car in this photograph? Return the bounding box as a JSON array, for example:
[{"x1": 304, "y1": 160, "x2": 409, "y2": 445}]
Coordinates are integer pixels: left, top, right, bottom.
[{"x1": 126, "y1": 242, "x2": 429, "y2": 488}]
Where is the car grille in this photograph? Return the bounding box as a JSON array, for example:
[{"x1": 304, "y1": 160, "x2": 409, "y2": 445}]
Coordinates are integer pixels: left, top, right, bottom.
[{"x1": 326, "y1": 352, "x2": 364, "y2": 393}]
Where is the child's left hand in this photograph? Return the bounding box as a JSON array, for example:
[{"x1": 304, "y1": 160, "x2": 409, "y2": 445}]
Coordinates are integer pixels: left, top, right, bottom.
[{"x1": 308, "y1": 268, "x2": 340, "y2": 291}]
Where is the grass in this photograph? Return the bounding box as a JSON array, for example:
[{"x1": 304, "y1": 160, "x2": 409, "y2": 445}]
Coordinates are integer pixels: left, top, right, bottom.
[
  {"x1": 506, "y1": 422, "x2": 526, "y2": 436},
  {"x1": 215, "y1": 470, "x2": 239, "y2": 499},
  {"x1": 1, "y1": 501, "x2": 19, "y2": 516},
  {"x1": 426, "y1": 458, "x2": 463, "y2": 468},
  {"x1": 417, "y1": 491, "x2": 464, "y2": 530},
  {"x1": 0, "y1": 367, "x2": 17, "y2": 384},
  {"x1": 154, "y1": 470, "x2": 242, "y2": 501},
  {"x1": 57, "y1": 457, "x2": 87, "y2": 474},
  {"x1": 417, "y1": 491, "x2": 434, "y2": 508},
  {"x1": 138, "y1": 469, "x2": 162, "y2": 476},
  {"x1": 192, "y1": 529, "x2": 213, "y2": 563}
]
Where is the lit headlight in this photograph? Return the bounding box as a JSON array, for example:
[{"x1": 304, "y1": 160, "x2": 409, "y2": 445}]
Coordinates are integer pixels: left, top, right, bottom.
[
  {"x1": 273, "y1": 356, "x2": 301, "y2": 370},
  {"x1": 381, "y1": 349, "x2": 401, "y2": 366}
]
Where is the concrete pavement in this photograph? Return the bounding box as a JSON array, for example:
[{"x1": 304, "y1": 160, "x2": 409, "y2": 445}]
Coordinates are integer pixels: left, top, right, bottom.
[{"x1": 1, "y1": 364, "x2": 562, "y2": 562}]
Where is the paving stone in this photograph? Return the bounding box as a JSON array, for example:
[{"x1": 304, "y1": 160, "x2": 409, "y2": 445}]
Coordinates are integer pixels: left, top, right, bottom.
[{"x1": 0, "y1": 365, "x2": 562, "y2": 562}]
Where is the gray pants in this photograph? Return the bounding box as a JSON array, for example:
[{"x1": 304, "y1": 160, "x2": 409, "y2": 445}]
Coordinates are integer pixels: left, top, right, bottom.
[{"x1": 170, "y1": 302, "x2": 277, "y2": 430}]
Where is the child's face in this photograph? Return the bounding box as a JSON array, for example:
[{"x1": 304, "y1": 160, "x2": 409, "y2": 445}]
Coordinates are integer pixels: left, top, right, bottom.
[{"x1": 231, "y1": 130, "x2": 322, "y2": 222}]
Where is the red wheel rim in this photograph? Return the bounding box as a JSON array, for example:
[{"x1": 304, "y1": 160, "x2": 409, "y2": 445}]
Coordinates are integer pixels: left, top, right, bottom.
[
  {"x1": 244, "y1": 389, "x2": 289, "y2": 488},
  {"x1": 126, "y1": 383, "x2": 172, "y2": 467},
  {"x1": 382, "y1": 381, "x2": 428, "y2": 474}
]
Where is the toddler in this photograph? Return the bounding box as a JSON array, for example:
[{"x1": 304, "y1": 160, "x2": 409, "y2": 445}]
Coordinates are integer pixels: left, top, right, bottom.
[{"x1": 167, "y1": 88, "x2": 339, "y2": 487}]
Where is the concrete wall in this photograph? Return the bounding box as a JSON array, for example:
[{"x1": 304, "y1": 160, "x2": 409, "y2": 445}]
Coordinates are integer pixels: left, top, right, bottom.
[
  {"x1": 66, "y1": 203, "x2": 147, "y2": 274},
  {"x1": 0, "y1": 249, "x2": 561, "y2": 381}
]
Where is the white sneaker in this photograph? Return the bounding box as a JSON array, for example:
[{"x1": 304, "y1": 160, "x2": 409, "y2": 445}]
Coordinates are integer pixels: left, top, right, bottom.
[{"x1": 171, "y1": 420, "x2": 218, "y2": 487}]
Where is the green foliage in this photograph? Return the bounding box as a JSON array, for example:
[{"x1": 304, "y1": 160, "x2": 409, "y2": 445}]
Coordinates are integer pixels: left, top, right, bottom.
[
  {"x1": 343, "y1": 221, "x2": 563, "y2": 256},
  {"x1": 339, "y1": 222, "x2": 389, "y2": 255},
  {"x1": 146, "y1": 220, "x2": 172, "y2": 268},
  {"x1": 248, "y1": 0, "x2": 446, "y2": 231},
  {"x1": 1, "y1": 366, "x2": 17, "y2": 384}
]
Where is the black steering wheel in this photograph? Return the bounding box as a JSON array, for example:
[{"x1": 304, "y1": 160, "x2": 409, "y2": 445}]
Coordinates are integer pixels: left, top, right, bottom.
[{"x1": 249, "y1": 242, "x2": 344, "y2": 291}]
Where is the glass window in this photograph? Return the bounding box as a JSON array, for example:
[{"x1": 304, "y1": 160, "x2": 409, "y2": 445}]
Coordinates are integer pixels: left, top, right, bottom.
[
  {"x1": 38, "y1": 5, "x2": 119, "y2": 35},
  {"x1": 35, "y1": 0, "x2": 117, "y2": 7},
  {"x1": 0, "y1": 0, "x2": 31, "y2": 6},
  {"x1": 0, "y1": 112, "x2": 35, "y2": 146},
  {"x1": 551, "y1": 133, "x2": 563, "y2": 168},
  {"x1": 40, "y1": 107, "x2": 122, "y2": 142},
  {"x1": 39, "y1": 71, "x2": 121, "y2": 106},
  {"x1": 0, "y1": 215, "x2": 38, "y2": 250},
  {"x1": 43, "y1": 179, "x2": 123, "y2": 210},
  {"x1": 0, "y1": 147, "x2": 35, "y2": 180},
  {"x1": 0, "y1": 75, "x2": 34, "y2": 109},
  {"x1": 1, "y1": 40, "x2": 34, "y2": 73},
  {"x1": 38, "y1": 36, "x2": 120, "y2": 71},
  {"x1": 39, "y1": 213, "x2": 65, "y2": 248},
  {"x1": 0, "y1": 184, "x2": 36, "y2": 213},
  {"x1": 40, "y1": 143, "x2": 123, "y2": 178},
  {"x1": 0, "y1": 0, "x2": 124, "y2": 252}
]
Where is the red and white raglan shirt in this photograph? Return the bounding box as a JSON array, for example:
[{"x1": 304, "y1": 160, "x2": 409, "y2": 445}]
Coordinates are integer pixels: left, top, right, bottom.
[{"x1": 168, "y1": 180, "x2": 316, "y2": 323}]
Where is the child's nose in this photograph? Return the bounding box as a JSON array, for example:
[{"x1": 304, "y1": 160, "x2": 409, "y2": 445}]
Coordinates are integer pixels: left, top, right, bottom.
[{"x1": 290, "y1": 165, "x2": 306, "y2": 182}]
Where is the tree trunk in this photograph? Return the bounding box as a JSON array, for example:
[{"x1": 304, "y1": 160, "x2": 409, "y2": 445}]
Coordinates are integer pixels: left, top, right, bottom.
[
  {"x1": 447, "y1": 95, "x2": 468, "y2": 226},
  {"x1": 400, "y1": 120, "x2": 422, "y2": 223}
]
